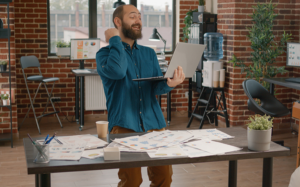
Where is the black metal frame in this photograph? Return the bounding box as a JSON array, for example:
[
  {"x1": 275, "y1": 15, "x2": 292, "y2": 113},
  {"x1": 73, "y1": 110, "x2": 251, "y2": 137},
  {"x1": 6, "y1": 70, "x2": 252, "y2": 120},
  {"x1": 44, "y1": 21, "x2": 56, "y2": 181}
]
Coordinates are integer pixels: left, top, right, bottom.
[
  {"x1": 0, "y1": 1, "x2": 13, "y2": 148},
  {"x1": 47, "y1": 0, "x2": 176, "y2": 56}
]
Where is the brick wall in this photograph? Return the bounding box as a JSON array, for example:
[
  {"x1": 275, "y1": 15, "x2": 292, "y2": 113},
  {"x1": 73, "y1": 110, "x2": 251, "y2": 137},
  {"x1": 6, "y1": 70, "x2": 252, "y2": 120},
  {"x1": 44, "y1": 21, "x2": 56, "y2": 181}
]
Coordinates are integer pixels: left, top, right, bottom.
[
  {"x1": 0, "y1": 2, "x2": 18, "y2": 134},
  {"x1": 1, "y1": 0, "x2": 299, "y2": 134},
  {"x1": 217, "y1": 0, "x2": 299, "y2": 132}
]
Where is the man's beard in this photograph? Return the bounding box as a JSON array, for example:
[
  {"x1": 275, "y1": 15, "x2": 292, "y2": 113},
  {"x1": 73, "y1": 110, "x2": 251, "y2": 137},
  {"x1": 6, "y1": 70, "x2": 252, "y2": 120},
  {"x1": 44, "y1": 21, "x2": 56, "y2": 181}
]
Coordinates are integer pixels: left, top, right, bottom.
[{"x1": 121, "y1": 22, "x2": 142, "y2": 40}]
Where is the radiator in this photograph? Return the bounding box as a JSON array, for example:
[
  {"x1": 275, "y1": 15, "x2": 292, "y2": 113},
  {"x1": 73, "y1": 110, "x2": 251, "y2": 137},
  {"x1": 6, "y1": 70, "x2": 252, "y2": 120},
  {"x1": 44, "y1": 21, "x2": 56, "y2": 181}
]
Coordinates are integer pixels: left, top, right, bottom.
[{"x1": 85, "y1": 76, "x2": 107, "y2": 110}]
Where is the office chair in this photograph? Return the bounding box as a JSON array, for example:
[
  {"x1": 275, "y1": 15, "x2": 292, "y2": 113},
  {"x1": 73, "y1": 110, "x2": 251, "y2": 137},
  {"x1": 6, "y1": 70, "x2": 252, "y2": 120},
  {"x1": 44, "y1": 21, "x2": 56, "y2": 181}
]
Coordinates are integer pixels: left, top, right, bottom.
[
  {"x1": 242, "y1": 79, "x2": 290, "y2": 145},
  {"x1": 19, "y1": 56, "x2": 63, "y2": 134}
]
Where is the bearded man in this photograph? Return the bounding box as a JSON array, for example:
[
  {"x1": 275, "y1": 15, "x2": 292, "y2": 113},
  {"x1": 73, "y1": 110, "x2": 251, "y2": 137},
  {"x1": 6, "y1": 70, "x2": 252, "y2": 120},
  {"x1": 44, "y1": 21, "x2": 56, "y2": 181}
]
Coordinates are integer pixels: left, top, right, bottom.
[{"x1": 96, "y1": 4, "x2": 185, "y2": 187}]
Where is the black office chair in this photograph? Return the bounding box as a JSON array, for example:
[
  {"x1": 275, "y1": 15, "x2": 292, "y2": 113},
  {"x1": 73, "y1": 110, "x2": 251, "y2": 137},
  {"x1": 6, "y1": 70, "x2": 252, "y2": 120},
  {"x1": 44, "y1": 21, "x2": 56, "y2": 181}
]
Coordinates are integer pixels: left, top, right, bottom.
[
  {"x1": 242, "y1": 79, "x2": 290, "y2": 117},
  {"x1": 242, "y1": 79, "x2": 290, "y2": 145},
  {"x1": 19, "y1": 56, "x2": 63, "y2": 134}
]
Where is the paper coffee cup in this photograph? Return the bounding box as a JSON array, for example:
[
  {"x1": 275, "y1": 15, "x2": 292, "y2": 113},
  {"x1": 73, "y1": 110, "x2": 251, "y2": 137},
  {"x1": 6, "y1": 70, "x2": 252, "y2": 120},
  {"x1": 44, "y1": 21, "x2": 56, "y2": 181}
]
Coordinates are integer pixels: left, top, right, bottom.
[
  {"x1": 213, "y1": 70, "x2": 220, "y2": 88},
  {"x1": 96, "y1": 121, "x2": 109, "y2": 138}
]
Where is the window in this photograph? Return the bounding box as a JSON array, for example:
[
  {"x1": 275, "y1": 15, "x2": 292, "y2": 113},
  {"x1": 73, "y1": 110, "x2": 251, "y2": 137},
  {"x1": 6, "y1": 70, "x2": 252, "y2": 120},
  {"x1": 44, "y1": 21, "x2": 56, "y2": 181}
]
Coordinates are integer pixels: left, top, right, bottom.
[
  {"x1": 48, "y1": 0, "x2": 89, "y2": 55},
  {"x1": 48, "y1": 0, "x2": 175, "y2": 55}
]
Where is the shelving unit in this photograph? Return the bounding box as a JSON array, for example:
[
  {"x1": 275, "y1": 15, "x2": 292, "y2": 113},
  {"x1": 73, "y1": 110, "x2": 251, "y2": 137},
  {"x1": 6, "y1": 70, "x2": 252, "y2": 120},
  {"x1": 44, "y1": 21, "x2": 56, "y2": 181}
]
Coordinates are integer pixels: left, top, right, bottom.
[{"x1": 0, "y1": 0, "x2": 13, "y2": 148}]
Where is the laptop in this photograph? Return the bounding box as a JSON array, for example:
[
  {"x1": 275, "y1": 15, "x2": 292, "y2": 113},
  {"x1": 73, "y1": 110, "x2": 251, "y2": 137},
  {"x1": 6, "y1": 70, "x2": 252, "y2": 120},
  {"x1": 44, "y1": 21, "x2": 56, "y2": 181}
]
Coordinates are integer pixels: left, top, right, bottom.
[{"x1": 132, "y1": 42, "x2": 206, "y2": 81}]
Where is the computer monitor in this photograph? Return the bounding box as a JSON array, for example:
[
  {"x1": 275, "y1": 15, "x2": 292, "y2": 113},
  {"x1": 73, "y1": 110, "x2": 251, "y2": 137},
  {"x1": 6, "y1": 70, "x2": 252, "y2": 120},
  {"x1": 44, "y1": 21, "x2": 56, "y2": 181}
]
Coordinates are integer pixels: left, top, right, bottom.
[
  {"x1": 70, "y1": 38, "x2": 101, "y2": 60},
  {"x1": 286, "y1": 42, "x2": 300, "y2": 67},
  {"x1": 285, "y1": 42, "x2": 300, "y2": 83}
]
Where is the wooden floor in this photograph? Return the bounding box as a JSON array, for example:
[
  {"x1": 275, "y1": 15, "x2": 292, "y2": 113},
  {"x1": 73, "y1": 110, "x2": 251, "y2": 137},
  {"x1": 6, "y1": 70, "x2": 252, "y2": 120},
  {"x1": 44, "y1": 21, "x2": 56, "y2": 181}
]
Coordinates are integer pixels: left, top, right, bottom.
[{"x1": 0, "y1": 115, "x2": 298, "y2": 187}]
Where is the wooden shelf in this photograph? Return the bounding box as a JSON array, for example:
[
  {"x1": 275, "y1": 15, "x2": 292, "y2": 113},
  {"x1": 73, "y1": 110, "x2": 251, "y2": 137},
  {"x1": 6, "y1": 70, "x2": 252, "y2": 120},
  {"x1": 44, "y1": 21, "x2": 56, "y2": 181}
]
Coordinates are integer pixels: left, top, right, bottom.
[{"x1": 0, "y1": 28, "x2": 11, "y2": 39}]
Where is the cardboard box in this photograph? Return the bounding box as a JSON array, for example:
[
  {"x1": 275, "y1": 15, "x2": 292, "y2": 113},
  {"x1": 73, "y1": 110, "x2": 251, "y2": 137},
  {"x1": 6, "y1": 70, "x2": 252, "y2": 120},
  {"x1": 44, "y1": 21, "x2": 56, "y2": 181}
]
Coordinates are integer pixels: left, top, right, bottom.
[
  {"x1": 292, "y1": 102, "x2": 300, "y2": 119},
  {"x1": 103, "y1": 147, "x2": 120, "y2": 161}
]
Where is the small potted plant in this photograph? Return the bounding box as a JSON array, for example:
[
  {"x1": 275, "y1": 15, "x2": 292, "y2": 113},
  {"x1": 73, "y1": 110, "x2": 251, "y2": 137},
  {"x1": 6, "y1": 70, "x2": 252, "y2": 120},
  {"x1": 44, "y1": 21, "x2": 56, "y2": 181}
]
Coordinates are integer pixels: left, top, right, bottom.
[
  {"x1": 198, "y1": 0, "x2": 205, "y2": 12},
  {"x1": 56, "y1": 41, "x2": 71, "y2": 57},
  {"x1": 247, "y1": 114, "x2": 273, "y2": 152},
  {"x1": 1, "y1": 93, "x2": 9, "y2": 105},
  {"x1": 0, "y1": 60, "x2": 7, "y2": 72}
]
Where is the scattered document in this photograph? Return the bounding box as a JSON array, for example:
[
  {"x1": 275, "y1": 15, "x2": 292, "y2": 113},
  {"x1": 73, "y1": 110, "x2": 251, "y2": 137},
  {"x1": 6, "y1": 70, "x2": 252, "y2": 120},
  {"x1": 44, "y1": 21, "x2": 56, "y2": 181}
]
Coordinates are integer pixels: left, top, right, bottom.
[
  {"x1": 107, "y1": 141, "x2": 147, "y2": 152},
  {"x1": 49, "y1": 145, "x2": 85, "y2": 161},
  {"x1": 147, "y1": 146, "x2": 188, "y2": 158},
  {"x1": 82, "y1": 149, "x2": 104, "y2": 159},
  {"x1": 113, "y1": 135, "x2": 168, "y2": 151},
  {"x1": 187, "y1": 129, "x2": 234, "y2": 141},
  {"x1": 185, "y1": 139, "x2": 242, "y2": 155},
  {"x1": 57, "y1": 134, "x2": 108, "y2": 149},
  {"x1": 180, "y1": 144, "x2": 214, "y2": 158}
]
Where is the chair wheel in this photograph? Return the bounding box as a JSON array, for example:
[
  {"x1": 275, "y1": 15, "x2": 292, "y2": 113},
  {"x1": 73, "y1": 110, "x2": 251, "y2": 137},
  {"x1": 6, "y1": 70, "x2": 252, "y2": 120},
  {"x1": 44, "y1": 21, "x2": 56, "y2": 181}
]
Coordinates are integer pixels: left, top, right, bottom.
[{"x1": 79, "y1": 126, "x2": 83, "y2": 131}]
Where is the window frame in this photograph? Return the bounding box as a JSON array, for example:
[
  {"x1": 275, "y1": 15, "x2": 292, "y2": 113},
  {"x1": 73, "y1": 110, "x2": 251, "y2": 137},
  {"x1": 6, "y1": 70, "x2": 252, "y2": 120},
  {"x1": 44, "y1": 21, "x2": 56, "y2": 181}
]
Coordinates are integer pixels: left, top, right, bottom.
[{"x1": 47, "y1": 0, "x2": 176, "y2": 56}]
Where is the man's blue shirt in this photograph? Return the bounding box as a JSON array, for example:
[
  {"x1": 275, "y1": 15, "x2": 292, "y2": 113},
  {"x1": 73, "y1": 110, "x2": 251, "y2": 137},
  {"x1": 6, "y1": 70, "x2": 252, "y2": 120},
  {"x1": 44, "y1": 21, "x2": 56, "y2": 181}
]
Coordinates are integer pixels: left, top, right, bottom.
[{"x1": 96, "y1": 36, "x2": 173, "y2": 133}]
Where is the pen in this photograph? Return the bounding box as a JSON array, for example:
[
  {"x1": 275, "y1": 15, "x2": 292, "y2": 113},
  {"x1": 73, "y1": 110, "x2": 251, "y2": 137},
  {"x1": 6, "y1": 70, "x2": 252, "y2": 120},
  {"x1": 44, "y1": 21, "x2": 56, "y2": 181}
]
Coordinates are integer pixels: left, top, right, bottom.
[
  {"x1": 54, "y1": 137, "x2": 63, "y2": 145},
  {"x1": 46, "y1": 132, "x2": 57, "y2": 144},
  {"x1": 43, "y1": 134, "x2": 49, "y2": 145}
]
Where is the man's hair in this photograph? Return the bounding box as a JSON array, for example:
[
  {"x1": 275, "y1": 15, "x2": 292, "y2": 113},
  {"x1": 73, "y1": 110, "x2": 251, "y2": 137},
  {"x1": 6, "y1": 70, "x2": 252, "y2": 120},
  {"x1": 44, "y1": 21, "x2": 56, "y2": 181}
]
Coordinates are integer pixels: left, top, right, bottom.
[{"x1": 112, "y1": 5, "x2": 124, "y2": 29}]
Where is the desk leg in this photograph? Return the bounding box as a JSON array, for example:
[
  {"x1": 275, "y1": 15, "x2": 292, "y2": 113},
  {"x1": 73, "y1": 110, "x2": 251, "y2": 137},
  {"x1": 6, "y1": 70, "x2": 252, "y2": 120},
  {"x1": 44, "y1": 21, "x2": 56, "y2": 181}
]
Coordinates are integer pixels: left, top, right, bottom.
[
  {"x1": 75, "y1": 76, "x2": 79, "y2": 124},
  {"x1": 79, "y1": 76, "x2": 84, "y2": 131},
  {"x1": 36, "y1": 174, "x2": 51, "y2": 187},
  {"x1": 188, "y1": 78, "x2": 192, "y2": 118},
  {"x1": 167, "y1": 92, "x2": 171, "y2": 125},
  {"x1": 269, "y1": 83, "x2": 274, "y2": 95},
  {"x1": 35, "y1": 174, "x2": 39, "y2": 187},
  {"x1": 228, "y1": 160, "x2": 237, "y2": 187},
  {"x1": 263, "y1": 157, "x2": 273, "y2": 187}
]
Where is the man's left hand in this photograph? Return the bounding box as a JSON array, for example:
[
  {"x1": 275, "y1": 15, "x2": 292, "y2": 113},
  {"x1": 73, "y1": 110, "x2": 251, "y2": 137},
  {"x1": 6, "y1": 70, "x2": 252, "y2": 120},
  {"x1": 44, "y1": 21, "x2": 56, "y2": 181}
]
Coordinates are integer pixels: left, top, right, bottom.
[{"x1": 167, "y1": 66, "x2": 185, "y2": 88}]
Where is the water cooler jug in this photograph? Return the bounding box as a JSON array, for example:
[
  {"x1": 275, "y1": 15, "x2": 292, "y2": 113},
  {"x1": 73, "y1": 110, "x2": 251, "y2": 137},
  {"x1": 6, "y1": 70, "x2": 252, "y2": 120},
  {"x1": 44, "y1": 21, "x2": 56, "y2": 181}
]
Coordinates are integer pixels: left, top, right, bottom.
[{"x1": 202, "y1": 33, "x2": 223, "y2": 87}]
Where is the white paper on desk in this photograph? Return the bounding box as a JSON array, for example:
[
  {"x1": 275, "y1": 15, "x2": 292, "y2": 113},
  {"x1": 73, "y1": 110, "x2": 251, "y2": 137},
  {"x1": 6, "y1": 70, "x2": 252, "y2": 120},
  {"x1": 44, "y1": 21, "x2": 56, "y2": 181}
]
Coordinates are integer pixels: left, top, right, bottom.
[
  {"x1": 49, "y1": 145, "x2": 85, "y2": 160},
  {"x1": 180, "y1": 144, "x2": 214, "y2": 158},
  {"x1": 73, "y1": 69, "x2": 91, "y2": 73},
  {"x1": 82, "y1": 149, "x2": 104, "y2": 159},
  {"x1": 113, "y1": 135, "x2": 168, "y2": 151},
  {"x1": 184, "y1": 139, "x2": 241, "y2": 154},
  {"x1": 142, "y1": 130, "x2": 194, "y2": 147},
  {"x1": 107, "y1": 141, "x2": 144, "y2": 152},
  {"x1": 57, "y1": 134, "x2": 108, "y2": 149},
  {"x1": 147, "y1": 145, "x2": 188, "y2": 158},
  {"x1": 187, "y1": 129, "x2": 234, "y2": 141}
]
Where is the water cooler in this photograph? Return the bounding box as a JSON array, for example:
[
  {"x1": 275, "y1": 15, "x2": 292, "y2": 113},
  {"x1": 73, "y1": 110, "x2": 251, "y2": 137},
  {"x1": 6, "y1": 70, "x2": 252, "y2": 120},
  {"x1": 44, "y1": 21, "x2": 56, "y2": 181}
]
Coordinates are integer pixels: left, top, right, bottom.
[{"x1": 202, "y1": 33, "x2": 223, "y2": 87}]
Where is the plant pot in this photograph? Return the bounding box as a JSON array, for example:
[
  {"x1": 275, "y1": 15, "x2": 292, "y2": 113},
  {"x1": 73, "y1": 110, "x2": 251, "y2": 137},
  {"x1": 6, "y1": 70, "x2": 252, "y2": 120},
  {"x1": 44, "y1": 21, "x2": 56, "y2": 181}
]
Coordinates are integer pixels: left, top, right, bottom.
[
  {"x1": 2, "y1": 99, "x2": 7, "y2": 105},
  {"x1": 0, "y1": 64, "x2": 7, "y2": 72},
  {"x1": 247, "y1": 127, "x2": 272, "y2": 151},
  {"x1": 56, "y1": 47, "x2": 70, "y2": 56},
  {"x1": 198, "y1": 6, "x2": 205, "y2": 13}
]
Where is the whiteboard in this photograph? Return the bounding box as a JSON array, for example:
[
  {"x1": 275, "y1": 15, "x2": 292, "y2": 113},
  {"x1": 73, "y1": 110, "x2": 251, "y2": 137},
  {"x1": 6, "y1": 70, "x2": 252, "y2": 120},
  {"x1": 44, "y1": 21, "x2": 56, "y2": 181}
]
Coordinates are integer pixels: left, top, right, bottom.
[
  {"x1": 287, "y1": 42, "x2": 300, "y2": 67},
  {"x1": 70, "y1": 38, "x2": 100, "y2": 60}
]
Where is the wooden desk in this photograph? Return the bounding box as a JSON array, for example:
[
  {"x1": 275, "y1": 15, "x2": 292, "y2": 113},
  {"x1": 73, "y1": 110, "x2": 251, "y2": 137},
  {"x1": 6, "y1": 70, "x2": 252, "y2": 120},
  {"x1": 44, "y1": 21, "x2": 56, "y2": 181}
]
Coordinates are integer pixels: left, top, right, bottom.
[
  {"x1": 23, "y1": 127, "x2": 289, "y2": 187},
  {"x1": 263, "y1": 77, "x2": 300, "y2": 168}
]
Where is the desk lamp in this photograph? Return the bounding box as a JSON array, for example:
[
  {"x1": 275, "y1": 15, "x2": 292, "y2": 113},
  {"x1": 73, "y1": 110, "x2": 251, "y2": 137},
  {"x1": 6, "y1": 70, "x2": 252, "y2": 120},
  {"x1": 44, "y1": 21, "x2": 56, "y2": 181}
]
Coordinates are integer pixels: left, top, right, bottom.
[
  {"x1": 149, "y1": 28, "x2": 166, "y2": 55},
  {"x1": 113, "y1": 0, "x2": 126, "y2": 8}
]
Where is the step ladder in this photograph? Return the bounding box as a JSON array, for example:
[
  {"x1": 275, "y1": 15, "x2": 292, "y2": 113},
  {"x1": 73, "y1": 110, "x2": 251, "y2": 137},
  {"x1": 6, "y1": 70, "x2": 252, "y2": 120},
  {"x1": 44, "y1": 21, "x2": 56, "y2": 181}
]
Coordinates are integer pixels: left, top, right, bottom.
[{"x1": 187, "y1": 87, "x2": 229, "y2": 129}]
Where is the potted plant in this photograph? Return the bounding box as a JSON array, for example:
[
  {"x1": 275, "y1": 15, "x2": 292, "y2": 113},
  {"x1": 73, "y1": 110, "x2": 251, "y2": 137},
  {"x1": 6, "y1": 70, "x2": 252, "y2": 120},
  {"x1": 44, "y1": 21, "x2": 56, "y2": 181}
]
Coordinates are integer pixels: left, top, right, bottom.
[
  {"x1": 0, "y1": 60, "x2": 7, "y2": 72},
  {"x1": 181, "y1": 9, "x2": 198, "y2": 42},
  {"x1": 247, "y1": 115, "x2": 273, "y2": 151},
  {"x1": 198, "y1": 0, "x2": 205, "y2": 12},
  {"x1": 229, "y1": 1, "x2": 292, "y2": 90},
  {"x1": 56, "y1": 41, "x2": 71, "y2": 57},
  {"x1": 1, "y1": 93, "x2": 9, "y2": 105}
]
